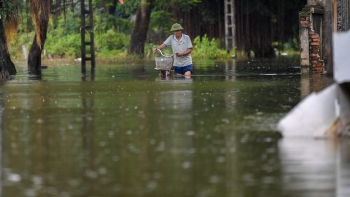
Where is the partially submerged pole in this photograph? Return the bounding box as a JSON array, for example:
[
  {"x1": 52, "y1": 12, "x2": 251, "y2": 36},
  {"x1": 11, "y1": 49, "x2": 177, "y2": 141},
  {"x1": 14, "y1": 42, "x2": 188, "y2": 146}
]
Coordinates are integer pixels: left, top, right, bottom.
[
  {"x1": 80, "y1": 0, "x2": 96, "y2": 76},
  {"x1": 224, "y1": 0, "x2": 236, "y2": 54}
]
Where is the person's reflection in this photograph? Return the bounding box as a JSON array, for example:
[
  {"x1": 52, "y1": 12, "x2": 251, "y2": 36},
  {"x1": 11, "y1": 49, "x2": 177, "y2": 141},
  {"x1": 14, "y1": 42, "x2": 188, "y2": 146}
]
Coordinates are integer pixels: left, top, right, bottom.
[
  {"x1": 157, "y1": 86, "x2": 193, "y2": 130},
  {"x1": 176, "y1": 75, "x2": 192, "y2": 80},
  {"x1": 156, "y1": 72, "x2": 193, "y2": 81},
  {"x1": 152, "y1": 79, "x2": 194, "y2": 193},
  {"x1": 81, "y1": 74, "x2": 95, "y2": 81}
]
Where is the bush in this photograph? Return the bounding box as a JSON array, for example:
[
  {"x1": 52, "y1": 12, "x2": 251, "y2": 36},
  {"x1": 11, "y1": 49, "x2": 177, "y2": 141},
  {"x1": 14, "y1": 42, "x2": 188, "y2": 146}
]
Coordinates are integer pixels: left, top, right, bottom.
[
  {"x1": 192, "y1": 34, "x2": 229, "y2": 59},
  {"x1": 45, "y1": 33, "x2": 81, "y2": 58},
  {"x1": 95, "y1": 27, "x2": 130, "y2": 52}
]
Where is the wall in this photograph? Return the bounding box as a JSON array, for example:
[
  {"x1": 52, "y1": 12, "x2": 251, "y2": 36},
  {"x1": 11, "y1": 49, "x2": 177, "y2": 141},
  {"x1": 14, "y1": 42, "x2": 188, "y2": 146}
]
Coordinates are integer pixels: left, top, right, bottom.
[
  {"x1": 322, "y1": 0, "x2": 334, "y2": 75},
  {"x1": 299, "y1": 5, "x2": 325, "y2": 73},
  {"x1": 300, "y1": 0, "x2": 334, "y2": 74}
]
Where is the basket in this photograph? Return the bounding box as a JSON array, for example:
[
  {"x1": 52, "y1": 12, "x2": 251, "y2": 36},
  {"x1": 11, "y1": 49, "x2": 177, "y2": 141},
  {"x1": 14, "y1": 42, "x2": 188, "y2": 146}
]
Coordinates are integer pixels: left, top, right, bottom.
[{"x1": 155, "y1": 57, "x2": 173, "y2": 70}]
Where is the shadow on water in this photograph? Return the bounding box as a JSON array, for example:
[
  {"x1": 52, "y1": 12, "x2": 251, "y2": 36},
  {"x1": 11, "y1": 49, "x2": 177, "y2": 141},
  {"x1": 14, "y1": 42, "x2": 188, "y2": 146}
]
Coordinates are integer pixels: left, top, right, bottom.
[
  {"x1": 0, "y1": 57, "x2": 347, "y2": 197},
  {"x1": 235, "y1": 57, "x2": 301, "y2": 74}
]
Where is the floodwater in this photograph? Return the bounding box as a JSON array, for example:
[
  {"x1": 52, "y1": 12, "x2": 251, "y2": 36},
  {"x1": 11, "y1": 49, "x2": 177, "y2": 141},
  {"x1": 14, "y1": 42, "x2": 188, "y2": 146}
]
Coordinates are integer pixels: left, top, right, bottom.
[{"x1": 0, "y1": 57, "x2": 348, "y2": 197}]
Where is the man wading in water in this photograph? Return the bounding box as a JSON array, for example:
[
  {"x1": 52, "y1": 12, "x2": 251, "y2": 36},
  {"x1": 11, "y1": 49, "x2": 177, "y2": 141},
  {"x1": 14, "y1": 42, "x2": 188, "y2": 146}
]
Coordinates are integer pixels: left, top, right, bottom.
[{"x1": 153, "y1": 23, "x2": 194, "y2": 78}]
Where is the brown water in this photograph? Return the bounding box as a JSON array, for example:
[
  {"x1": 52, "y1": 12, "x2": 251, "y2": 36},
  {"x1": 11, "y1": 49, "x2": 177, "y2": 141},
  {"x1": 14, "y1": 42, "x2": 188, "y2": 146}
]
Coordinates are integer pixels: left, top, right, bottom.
[{"x1": 1, "y1": 58, "x2": 348, "y2": 197}]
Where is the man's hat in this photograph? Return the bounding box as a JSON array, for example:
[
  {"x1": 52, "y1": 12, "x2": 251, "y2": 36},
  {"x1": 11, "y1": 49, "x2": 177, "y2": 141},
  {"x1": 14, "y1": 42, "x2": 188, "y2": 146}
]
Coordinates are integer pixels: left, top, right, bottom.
[{"x1": 170, "y1": 23, "x2": 184, "y2": 31}]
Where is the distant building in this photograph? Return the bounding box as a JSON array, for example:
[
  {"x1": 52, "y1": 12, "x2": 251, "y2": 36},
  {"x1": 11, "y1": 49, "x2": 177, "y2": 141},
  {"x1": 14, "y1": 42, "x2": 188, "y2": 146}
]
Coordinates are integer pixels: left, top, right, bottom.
[{"x1": 299, "y1": 0, "x2": 347, "y2": 75}]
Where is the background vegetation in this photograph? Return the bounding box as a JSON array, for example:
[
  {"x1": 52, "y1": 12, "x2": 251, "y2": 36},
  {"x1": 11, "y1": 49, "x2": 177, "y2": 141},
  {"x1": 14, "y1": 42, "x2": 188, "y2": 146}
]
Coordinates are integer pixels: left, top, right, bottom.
[{"x1": 7, "y1": 0, "x2": 305, "y2": 62}]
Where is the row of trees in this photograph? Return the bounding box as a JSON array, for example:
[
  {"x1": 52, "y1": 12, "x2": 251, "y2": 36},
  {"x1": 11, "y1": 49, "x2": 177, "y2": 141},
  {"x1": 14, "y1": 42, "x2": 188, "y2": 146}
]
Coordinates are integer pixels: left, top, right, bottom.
[
  {"x1": 128, "y1": 0, "x2": 306, "y2": 58},
  {"x1": 0, "y1": 0, "x2": 307, "y2": 79}
]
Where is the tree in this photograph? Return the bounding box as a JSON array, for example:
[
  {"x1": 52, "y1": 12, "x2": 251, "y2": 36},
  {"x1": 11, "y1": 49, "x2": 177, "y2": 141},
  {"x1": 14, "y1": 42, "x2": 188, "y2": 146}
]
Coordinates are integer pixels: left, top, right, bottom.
[
  {"x1": 0, "y1": 18, "x2": 17, "y2": 79},
  {"x1": 128, "y1": 0, "x2": 153, "y2": 57},
  {"x1": 27, "y1": 0, "x2": 51, "y2": 75},
  {"x1": 0, "y1": 1, "x2": 17, "y2": 79}
]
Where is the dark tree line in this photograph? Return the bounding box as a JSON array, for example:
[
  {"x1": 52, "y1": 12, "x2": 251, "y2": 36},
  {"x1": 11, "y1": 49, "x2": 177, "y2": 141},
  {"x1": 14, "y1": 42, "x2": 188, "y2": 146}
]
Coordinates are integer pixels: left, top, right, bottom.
[
  {"x1": 134, "y1": 0, "x2": 306, "y2": 58},
  {"x1": 234, "y1": 0, "x2": 306, "y2": 58}
]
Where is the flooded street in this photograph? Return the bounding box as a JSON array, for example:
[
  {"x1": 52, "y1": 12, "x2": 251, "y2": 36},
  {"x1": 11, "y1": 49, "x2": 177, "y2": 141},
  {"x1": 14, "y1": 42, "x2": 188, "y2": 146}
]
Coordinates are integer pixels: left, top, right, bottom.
[{"x1": 0, "y1": 57, "x2": 347, "y2": 197}]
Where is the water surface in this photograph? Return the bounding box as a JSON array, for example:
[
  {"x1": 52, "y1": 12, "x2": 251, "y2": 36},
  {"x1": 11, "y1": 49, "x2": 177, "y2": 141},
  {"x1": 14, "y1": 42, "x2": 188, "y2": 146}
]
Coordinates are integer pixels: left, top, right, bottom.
[{"x1": 1, "y1": 58, "x2": 347, "y2": 197}]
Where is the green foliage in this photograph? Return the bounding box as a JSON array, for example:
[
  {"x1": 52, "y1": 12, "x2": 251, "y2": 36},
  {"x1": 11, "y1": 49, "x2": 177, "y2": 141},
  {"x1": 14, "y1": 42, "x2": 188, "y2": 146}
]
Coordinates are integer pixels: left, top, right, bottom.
[
  {"x1": 115, "y1": 0, "x2": 140, "y2": 17},
  {"x1": 95, "y1": 13, "x2": 134, "y2": 34},
  {"x1": 149, "y1": 10, "x2": 174, "y2": 33},
  {"x1": 172, "y1": 0, "x2": 202, "y2": 11},
  {"x1": 272, "y1": 38, "x2": 300, "y2": 53},
  {"x1": 45, "y1": 33, "x2": 81, "y2": 58},
  {"x1": 154, "y1": 0, "x2": 202, "y2": 12},
  {"x1": 192, "y1": 35, "x2": 229, "y2": 59},
  {"x1": 95, "y1": 27, "x2": 130, "y2": 52},
  {"x1": 32, "y1": 10, "x2": 81, "y2": 58},
  {"x1": 56, "y1": 16, "x2": 80, "y2": 35},
  {"x1": 44, "y1": 26, "x2": 130, "y2": 58},
  {"x1": 0, "y1": 0, "x2": 16, "y2": 17},
  {"x1": 12, "y1": 7, "x2": 132, "y2": 59}
]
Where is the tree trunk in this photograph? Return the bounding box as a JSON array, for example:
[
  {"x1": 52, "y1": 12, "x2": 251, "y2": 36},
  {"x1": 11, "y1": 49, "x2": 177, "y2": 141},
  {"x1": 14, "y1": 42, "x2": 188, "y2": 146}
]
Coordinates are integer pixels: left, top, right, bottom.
[
  {"x1": 28, "y1": 0, "x2": 50, "y2": 75},
  {"x1": 0, "y1": 18, "x2": 16, "y2": 80},
  {"x1": 128, "y1": 0, "x2": 153, "y2": 57}
]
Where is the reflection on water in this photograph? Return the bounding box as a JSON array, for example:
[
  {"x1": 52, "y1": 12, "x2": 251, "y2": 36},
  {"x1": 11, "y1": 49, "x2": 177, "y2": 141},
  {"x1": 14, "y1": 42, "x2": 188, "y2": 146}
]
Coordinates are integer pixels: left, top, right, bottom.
[
  {"x1": 0, "y1": 58, "x2": 346, "y2": 197},
  {"x1": 279, "y1": 139, "x2": 336, "y2": 197}
]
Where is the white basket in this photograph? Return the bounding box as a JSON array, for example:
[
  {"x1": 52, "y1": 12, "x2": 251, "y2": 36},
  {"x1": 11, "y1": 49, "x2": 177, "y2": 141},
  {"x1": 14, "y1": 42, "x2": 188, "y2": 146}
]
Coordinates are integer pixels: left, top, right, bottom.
[{"x1": 155, "y1": 57, "x2": 173, "y2": 70}]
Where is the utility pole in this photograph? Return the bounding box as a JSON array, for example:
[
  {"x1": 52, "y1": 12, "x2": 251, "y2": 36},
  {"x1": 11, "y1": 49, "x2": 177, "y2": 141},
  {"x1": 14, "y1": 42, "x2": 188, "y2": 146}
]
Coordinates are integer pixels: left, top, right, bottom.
[
  {"x1": 224, "y1": 0, "x2": 236, "y2": 53},
  {"x1": 80, "y1": 0, "x2": 96, "y2": 76}
]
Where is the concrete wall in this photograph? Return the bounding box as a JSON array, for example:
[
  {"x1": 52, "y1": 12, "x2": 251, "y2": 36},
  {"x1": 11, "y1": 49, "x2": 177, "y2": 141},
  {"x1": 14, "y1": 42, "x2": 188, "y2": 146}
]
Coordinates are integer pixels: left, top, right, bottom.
[
  {"x1": 321, "y1": 0, "x2": 334, "y2": 75},
  {"x1": 299, "y1": 17, "x2": 310, "y2": 71}
]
